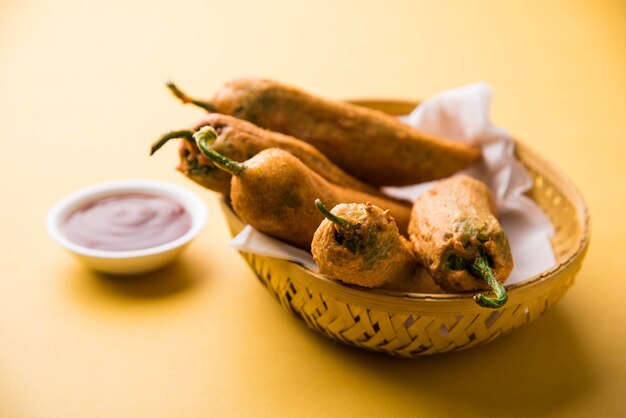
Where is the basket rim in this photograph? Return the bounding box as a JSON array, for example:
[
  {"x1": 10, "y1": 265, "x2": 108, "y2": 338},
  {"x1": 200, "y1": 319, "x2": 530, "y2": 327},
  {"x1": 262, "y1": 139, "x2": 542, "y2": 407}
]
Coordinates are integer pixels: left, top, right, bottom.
[{"x1": 225, "y1": 99, "x2": 590, "y2": 311}]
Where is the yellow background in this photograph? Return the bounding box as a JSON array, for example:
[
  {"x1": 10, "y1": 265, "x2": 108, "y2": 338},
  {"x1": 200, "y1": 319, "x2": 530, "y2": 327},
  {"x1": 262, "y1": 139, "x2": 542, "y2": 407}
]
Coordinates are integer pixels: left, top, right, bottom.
[{"x1": 1, "y1": 0, "x2": 624, "y2": 417}]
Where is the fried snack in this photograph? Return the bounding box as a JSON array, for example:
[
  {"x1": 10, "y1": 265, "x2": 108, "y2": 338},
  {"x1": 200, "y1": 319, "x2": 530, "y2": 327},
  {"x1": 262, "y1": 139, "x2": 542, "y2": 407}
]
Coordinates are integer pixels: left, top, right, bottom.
[
  {"x1": 409, "y1": 175, "x2": 513, "y2": 308},
  {"x1": 194, "y1": 127, "x2": 412, "y2": 249},
  {"x1": 312, "y1": 200, "x2": 418, "y2": 288},
  {"x1": 166, "y1": 80, "x2": 482, "y2": 186},
  {"x1": 150, "y1": 114, "x2": 406, "y2": 203}
]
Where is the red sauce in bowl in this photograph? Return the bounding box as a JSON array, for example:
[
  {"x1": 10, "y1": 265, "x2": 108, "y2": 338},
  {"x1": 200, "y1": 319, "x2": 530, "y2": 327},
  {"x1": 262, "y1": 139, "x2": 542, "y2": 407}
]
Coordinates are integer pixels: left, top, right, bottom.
[{"x1": 62, "y1": 194, "x2": 192, "y2": 251}]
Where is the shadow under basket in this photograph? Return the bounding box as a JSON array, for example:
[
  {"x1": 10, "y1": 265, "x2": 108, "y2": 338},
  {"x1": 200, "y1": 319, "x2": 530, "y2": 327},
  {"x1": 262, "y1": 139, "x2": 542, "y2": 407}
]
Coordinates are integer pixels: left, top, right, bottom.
[{"x1": 219, "y1": 100, "x2": 590, "y2": 357}]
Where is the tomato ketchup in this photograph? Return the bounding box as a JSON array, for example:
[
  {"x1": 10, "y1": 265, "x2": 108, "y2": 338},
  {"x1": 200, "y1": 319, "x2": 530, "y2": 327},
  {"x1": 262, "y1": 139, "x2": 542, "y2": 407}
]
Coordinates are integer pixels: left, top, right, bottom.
[{"x1": 62, "y1": 194, "x2": 192, "y2": 251}]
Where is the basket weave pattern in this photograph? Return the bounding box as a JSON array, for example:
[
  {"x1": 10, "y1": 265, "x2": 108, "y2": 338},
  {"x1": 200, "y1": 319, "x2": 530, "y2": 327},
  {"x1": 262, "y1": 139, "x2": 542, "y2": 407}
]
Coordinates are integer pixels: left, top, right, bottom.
[{"x1": 221, "y1": 102, "x2": 589, "y2": 357}]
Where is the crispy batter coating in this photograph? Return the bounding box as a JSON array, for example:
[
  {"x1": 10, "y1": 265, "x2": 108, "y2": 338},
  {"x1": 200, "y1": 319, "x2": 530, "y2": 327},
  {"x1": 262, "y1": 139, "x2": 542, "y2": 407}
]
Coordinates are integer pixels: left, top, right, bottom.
[
  {"x1": 177, "y1": 141, "x2": 228, "y2": 194},
  {"x1": 312, "y1": 203, "x2": 418, "y2": 288},
  {"x1": 408, "y1": 175, "x2": 513, "y2": 292},
  {"x1": 210, "y1": 78, "x2": 481, "y2": 186},
  {"x1": 230, "y1": 149, "x2": 412, "y2": 249},
  {"x1": 193, "y1": 114, "x2": 403, "y2": 200},
  {"x1": 177, "y1": 114, "x2": 408, "y2": 204}
]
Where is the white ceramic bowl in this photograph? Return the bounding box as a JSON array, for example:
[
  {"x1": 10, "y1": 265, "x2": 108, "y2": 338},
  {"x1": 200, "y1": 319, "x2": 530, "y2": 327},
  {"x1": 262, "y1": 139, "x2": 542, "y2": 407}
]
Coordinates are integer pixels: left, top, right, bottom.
[{"x1": 46, "y1": 179, "x2": 208, "y2": 275}]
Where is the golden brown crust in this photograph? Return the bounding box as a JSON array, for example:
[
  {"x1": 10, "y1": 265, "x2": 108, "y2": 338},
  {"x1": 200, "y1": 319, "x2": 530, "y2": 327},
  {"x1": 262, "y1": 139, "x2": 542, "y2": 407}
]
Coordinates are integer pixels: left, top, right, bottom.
[
  {"x1": 311, "y1": 203, "x2": 417, "y2": 288},
  {"x1": 408, "y1": 175, "x2": 513, "y2": 292},
  {"x1": 211, "y1": 78, "x2": 482, "y2": 186},
  {"x1": 231, "y1": 149, "x2": 412, "y2": 249},
  {"x1": 177, "y1": 141, "x2": 230, "y2": 195},
  {"x1": 189, "y1": 114, "x2": 406, "y2": 203}
]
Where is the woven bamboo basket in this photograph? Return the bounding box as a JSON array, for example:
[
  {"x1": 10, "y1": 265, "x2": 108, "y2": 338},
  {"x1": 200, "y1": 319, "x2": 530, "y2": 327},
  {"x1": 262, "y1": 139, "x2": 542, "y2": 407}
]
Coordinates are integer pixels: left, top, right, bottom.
[{"x1": 220, "y1": 100, "x2": 590, "y2": 357}]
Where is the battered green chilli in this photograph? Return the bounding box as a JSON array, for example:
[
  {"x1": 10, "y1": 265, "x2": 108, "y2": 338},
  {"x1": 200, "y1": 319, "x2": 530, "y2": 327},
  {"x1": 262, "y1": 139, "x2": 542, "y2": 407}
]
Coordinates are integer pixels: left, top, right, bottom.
[
  {"x1": 150, "y1": 113, "x2": 406, "y2": 202},
  {"x1": 151, "y1": 129, "x2": 227, "y2": 193},
  {"x1": 193, "y1": 127, "x2": 413, "y2": 249},
  {"x1": 166, "y1": 79, "x2": 482, "y2": 186},
  {"x1": 408, "y1": 175, "x2": 513, "y2": 308},
  {"x1": 312, "y1": 200, "x2": 418, "y2": 288}
]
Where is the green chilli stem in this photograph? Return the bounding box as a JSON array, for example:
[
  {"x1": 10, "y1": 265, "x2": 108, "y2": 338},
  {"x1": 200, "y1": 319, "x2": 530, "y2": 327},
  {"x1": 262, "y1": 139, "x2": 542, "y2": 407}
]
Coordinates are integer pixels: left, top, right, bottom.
[
  {"x1": 194, "y1": 126, "x2": 244, "y2": 176},
  {"x1": 150, "y1": 130, "x2": 195, "y2": 155},
  {"x1": 471, "y1": 256, "x2": 508, "y2": 309},
  {"x1": 166, "y1": 81, "x2": 217, "y2": 112},
  {"x1": 315, "y1": 199, "x2": 354, "y2": 231}
]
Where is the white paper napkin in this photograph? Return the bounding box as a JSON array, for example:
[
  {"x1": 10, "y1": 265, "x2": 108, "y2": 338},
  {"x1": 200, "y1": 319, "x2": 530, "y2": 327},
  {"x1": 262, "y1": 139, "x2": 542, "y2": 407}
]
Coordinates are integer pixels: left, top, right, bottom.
[{"x1": 229, "y1": 83, "x2": 556, "y2": 285}]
